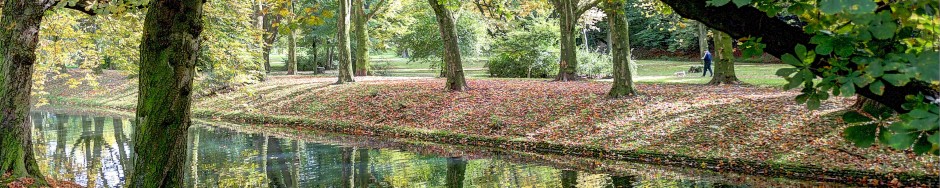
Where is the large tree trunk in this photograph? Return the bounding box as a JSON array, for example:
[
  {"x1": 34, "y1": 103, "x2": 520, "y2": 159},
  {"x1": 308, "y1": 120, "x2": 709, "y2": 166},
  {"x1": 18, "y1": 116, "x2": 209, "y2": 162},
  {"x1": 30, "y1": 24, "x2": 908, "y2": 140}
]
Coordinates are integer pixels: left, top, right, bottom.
[
  {"x1": 553, "y1": 1, "x2": 581, "y2": 81},
  {"x1": 336, "y1": 0, "x2": 355, "y2": 83},
  {"x1": 708, "y1": 30, "x2": 740, "y2": 85},
  {"x1": 353, "y1": 0, "x2": 371, "y2": 76},
  {"x1": 0, "y1": 0, "x2": 48, "y2": 185},
  {"x1": 428, "y1": 0, "x2": 468, "y2": 91},
  {"x1": 354, "y1": 148, "x2": 371, "y2": 187},
  {"x1": 561, "y1": 170, "x2": 577, "y2": 188},
  {"x1": 605, "y1": 0, "x2": 637, "y2": 98},
  {"x1": 128, "y1": 0, "x2": 204, "y2": 186}
]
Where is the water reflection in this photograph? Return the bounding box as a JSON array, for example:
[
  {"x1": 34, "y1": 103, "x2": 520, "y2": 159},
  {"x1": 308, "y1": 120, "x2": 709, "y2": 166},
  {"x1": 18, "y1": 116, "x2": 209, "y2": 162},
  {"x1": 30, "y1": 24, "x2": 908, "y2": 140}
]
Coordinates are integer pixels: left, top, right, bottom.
[{"x1": 28, "y1": 111, "x2": 815, "y2": 187}]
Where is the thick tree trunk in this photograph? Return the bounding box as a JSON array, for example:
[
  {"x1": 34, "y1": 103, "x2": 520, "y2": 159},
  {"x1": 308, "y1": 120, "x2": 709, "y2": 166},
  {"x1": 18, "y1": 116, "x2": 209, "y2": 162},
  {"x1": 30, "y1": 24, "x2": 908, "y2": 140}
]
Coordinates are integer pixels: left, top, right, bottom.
[
  {"x1": 428, "y1": 0, "x2": 468, "y2": 91},
  {"x1": 708, "y1": 31, "x2": 740, "y2": 85},
  {"x1": 354, "y1": 148, "x2": 371, "y2": 187},
  {"x1": 353, "y1": 0, "x2": 371, "y2": 76},
  {"x1": 553, "y1": 1, "x2": 581, "y2": 81},
  {"x1": 605, "y1": 0, "x2": 637, "y2": 98},
  {"x1": 852, "y1": 95, "x2": 893, "y2": 113},
  {"x1": 445, "y1": 157, "x2": 467, "y2": 187},
  {"x1": 336, "y1": 0, "x2": 355, "y2": 83},
  {"x1": 128, "y1": 0, "x2": 204, "y2": 186},
  {"x1": 0, "y1": 0, "x2": 49, "y2": 185}
]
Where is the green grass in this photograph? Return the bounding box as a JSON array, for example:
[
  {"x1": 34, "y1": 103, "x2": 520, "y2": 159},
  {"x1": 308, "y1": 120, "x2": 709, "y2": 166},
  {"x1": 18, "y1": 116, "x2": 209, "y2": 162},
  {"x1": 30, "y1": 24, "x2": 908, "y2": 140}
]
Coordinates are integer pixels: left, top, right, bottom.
[
  {"x1": 633, "y1": 60, "x2": 791, "y2": 86},
  {"x1": 268, "y1": 52, "x2": 790, "y2": 86}
]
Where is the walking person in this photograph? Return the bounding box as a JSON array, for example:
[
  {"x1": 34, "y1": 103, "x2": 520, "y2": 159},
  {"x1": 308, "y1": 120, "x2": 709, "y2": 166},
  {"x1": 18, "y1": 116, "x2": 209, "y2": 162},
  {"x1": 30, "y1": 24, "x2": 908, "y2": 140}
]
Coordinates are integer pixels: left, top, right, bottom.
[{"x1": 701, "y1": 50, "x2": 713, "y2": 77}]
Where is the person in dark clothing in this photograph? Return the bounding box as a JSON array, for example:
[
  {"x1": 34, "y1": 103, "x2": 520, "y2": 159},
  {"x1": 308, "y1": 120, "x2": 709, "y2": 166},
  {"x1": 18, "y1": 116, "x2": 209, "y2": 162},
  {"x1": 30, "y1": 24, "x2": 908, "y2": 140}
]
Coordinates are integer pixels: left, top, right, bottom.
[{"x1": 701, "y1": 50, "x2": 713, "y2": 77}]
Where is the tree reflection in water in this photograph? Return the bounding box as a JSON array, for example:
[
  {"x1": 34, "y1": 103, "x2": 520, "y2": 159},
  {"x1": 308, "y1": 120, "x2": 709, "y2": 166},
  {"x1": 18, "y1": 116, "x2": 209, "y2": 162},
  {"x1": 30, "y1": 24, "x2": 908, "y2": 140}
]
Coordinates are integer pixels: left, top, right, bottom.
[{"x1": 29, "y1": 111, "x2": 841, "y2": 187}]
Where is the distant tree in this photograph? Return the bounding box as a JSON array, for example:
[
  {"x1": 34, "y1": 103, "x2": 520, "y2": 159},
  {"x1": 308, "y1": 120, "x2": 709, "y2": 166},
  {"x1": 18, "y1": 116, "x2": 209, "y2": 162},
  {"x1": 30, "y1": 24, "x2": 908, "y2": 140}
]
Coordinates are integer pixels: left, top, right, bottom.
[{"x1": 352, "y1": 0, "x2": 388, "y2": 76}]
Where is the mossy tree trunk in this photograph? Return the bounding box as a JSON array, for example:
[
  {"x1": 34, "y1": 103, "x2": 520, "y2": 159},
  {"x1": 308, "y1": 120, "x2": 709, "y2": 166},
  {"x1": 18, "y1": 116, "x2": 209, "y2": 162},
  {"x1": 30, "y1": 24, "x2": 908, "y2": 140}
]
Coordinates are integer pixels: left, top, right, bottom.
[
  {"x1": 708, "y1": 30, "x2": 740, "y2": 85},
  {"x1": 352, "y1": 0, "x2": 386, "y2": 76},
  {"x1": 428, "y1": 0, "x2": 468, "y2": 91},
  {"x1": 561, "y1": 170, "x2": 578, "y2": 188},
  {"x1": 336, "y1": 0, "x2": 356, "y2": 83},
  {"x1": 0, "y1": 0, "x2": 49, "y2": 185},
  {"x1": 605, "y1": 0, "x2": 637, "y2": 98},
  {"x1": 549, "y1": 0, "x2": 602, "y2": 81},
  {"x1": 128, "y1": 0, "x2": 204, "y2": 186}
]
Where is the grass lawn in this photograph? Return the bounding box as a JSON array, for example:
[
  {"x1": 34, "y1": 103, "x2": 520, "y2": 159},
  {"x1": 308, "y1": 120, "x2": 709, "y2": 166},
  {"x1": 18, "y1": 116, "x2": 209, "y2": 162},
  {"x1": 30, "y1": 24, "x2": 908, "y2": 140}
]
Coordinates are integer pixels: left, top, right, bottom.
[{"x1": 269, "y1": 52, "x2": 791, "y2": 86}]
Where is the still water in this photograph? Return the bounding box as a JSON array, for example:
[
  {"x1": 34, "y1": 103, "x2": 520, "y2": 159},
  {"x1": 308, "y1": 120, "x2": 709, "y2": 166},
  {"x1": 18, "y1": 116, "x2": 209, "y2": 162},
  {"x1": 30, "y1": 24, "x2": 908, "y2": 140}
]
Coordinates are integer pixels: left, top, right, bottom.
[{"x1": 28, "y1": 110, "x2": 836, "y2": 187}]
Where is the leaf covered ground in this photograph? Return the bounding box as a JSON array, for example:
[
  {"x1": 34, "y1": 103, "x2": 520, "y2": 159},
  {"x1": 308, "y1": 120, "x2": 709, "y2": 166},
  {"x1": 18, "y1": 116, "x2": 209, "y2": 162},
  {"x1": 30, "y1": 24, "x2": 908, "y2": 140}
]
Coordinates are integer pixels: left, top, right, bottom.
[{"x1": 47, "y1": 71, "x2": 939, "y2": 176}]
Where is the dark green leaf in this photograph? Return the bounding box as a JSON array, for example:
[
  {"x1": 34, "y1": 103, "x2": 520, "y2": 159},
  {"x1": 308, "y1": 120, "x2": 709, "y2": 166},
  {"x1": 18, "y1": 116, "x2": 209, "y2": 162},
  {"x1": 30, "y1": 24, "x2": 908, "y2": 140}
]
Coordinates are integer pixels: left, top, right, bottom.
[
  {"x1": 888, "y1": 131, "x2": 917, "y2": 150},
  {"x1": 775, "y1": 68, "x2": 798, "y2": 77},
  {"x1": 781, "y1": 54, "x2": 803, "y2": 67},
  {"x1": 844, "y1": 123, "x2": 878, "y2": 148},
  {"x1": 928, "y1": 132, "x2": 939, "y2": 145},
  {"x1": 706, "y1": 0, "x2": 731, "y2": 6},
  {"x1": 868, "y1": 81, "x2": 884, "y2": 95},
  {"x1": 881, "y1": 74, "x2": 910, "y2": 86},
  {"x1": 913, "y1": 135, "x2": 932, "y2": 154},
  {"x1": 840, "y1": 82, "x2": 855, "y2": 97},
  {"x1": 731, "y1": 0, "x2": 751, "y2": 7},
  {"x1": 842, "y1": 111, "x2": 872, "y2": 123}
]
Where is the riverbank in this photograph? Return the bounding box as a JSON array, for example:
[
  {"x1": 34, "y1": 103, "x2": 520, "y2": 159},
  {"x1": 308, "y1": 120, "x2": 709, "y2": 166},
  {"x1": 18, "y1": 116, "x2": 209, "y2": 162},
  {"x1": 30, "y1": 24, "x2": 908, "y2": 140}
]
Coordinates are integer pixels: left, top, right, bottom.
[{"x1": 43, "y1": 71, "x2": 939, "y2": 186}]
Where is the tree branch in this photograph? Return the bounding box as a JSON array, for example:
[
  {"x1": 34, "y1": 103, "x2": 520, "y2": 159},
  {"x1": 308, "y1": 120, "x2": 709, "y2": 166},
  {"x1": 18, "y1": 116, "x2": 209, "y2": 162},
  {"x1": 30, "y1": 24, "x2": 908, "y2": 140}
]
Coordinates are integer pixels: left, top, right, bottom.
[
  {"x1": 52, "y1": 0, "x2": 98, "y2": 16},
  {"x1": 575, "y1": 0, "x2": 603, "y2": 16},
  {"x1": 657, "y1": 0, "x2": 937, "y2": 112},
  {"x1": 365, "y1": 0, "x2": 387, "y2": 20}
]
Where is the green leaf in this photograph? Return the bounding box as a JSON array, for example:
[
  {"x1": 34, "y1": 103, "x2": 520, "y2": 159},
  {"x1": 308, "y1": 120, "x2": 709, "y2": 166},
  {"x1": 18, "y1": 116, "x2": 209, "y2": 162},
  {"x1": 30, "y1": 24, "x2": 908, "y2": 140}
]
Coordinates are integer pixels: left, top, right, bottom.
[
  {"x1": 781, "y1": 54, "x2": 803, "y2": 67},
  {"x1": 882, "y1": 74, "x2": 911, "y2": 86},
  {"x1": 731, "y1": 0, "x2": 751, "y2": 7},
  {"x1": 795, "y1": 44, "x2": 808, "y2": 61},
  {"x1": 915, "y1": 51, "x2": 939, "y2": 82},
  {"x1": 865, "y1": 61, "x2": 883, "y2": 77},
  {"x1": 706, "y1": 0, "x2": 731, "y2": 6},
  {"x1": 844, "y1": 123, "x2": 878, "y2": 148},
  {"x1": 853, "y1": 74, "x2": 874, "y2": 88},
  {"x1": 818, "y1": 0, "x2": 842, "y2": 14},
  {"x1": 819, "y1": 0, "x2": 877, "y2": 15},
  {"x1": 929, "y1": 132, "x2": 939, "y2": 145},
  {"x1": 775, "y1": 68, "x2": 798, "y2": 77},
  {"x1": 842, "y1": 111, "x2": 872, "y2": 123},
  {"x1": 807, "y1": 96, "x2": 821, "y2": 110},
  {"x1": 840, "y1": 81, "x2": 855, "y2": 97},
  {"x1": 888, "y1": 131, "x2": 917, "y2": 150},
  {"x1": 913, "y1": 135, "x2": 932, "y2": 154},
  {"x1": 868, "y1": 81, "x2": 885, "y2": 95},
  {"x1": 815, "y1": 43, "x2": 833, "y2": 55}
]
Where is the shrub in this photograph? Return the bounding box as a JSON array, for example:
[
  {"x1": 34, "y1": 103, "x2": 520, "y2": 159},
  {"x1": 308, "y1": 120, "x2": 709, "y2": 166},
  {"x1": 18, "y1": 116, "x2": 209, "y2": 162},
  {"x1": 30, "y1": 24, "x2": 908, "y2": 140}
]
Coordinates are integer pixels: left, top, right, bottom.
[
  {"x1": 486, "y1": 17, "x2": 560, "y2": 78},
  {"x1": 577, "y1": 49, "x2": 613, "y2": 79}
]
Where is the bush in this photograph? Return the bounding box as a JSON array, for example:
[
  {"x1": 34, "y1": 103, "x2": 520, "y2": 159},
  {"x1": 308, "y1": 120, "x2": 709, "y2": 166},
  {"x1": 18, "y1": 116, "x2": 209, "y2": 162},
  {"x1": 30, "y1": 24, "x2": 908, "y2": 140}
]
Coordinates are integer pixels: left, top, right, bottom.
[
  {"x1": 486, "y1": 17, "x2": 560, "y2": 78},
  {"x1": 577, "y1": 49, "x2": 613, "y2": 79}
]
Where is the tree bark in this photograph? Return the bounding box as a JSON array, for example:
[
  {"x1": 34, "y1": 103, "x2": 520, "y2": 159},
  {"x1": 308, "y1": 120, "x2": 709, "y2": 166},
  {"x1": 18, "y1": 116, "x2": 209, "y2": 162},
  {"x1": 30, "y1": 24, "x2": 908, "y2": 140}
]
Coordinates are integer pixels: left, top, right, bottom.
[
  {"x1": 605, "y1": 0, "x2": 637, "y2": 98},
  {"x1": 657, "y1": 0, "x2": 936, "y2": 112},
  {"x1": 708, "y1": 30, "x2": 740, "y2": 85},
  {"x1": 428, "y1": 0, "x2": 468, "y2": 91},
  {"x1": 0, "y1": 0, "x2": 49, "y2": 185},
  {"x1": 354, "y1": 148, "x2": 371, "y2": 187},
  {"x1": 128, "y1": 0, "x2": 204, "y2": 186},
  {"x1": 697, "y1": 22, "x2": 708, "y2": 57},
  {"x1": 352, "y1": 0, "x2": 371, "y2": 76},
  {"x1": 262, "y1": 2, "x2": 283, "y2": 74},
  {"x1": 286, "y1": 0, "x2": 297, "y2": 75},
  {"x1": 336, "y1": 0, "x2": 355, "y2": 83},
  {"x1": 554, "y1": 1, "x2": 580, "y2": 81}
]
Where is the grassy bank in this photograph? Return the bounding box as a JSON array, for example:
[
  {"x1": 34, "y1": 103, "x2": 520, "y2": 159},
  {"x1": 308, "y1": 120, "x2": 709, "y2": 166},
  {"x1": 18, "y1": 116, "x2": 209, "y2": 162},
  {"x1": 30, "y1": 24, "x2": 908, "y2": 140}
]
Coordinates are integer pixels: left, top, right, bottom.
[{"x1": 43, "y1": 70, "x2": 939, "y2": 186}]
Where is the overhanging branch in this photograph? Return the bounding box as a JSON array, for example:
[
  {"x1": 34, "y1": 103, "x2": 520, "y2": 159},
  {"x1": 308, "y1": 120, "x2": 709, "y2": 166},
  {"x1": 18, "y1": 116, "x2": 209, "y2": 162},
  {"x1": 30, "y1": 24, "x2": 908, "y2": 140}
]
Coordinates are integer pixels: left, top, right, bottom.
[{"x1": 658, "y1": 0, "x2": 936, "y2": 112}]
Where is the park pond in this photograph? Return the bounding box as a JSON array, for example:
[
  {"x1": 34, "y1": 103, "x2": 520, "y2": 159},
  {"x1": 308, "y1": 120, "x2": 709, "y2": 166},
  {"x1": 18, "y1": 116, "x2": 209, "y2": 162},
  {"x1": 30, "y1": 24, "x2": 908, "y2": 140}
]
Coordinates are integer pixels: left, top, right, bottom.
[{"x1": 28, "y1": 109, "x2": 843, "y2": 187}]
